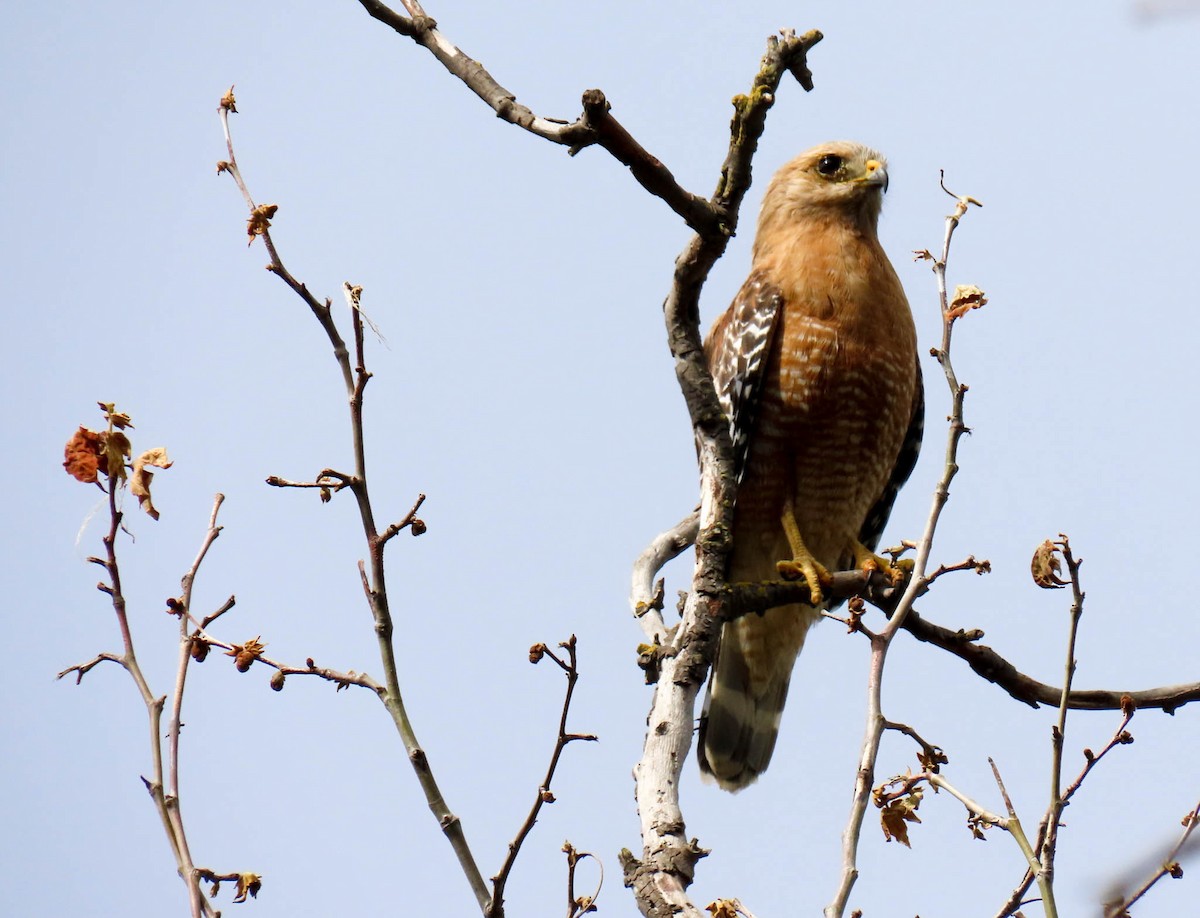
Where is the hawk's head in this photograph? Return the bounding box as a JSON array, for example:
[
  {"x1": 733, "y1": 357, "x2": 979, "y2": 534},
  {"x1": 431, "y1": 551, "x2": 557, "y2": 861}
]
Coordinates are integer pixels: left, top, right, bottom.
[{"x1": 760, "y1": 141, "x2": 890, "y2": 231}]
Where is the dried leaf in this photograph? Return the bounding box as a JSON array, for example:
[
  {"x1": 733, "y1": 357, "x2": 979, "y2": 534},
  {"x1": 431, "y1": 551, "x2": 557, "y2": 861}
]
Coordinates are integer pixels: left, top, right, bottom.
[
  {"x1": 130, "y1": 447, "x2": 173, "y2": 520},
  {"x1": 64, "y1": 427, "x2": 104, "y2": 483},
  {"x1": 220, "y1": 86, "x2": 237, "y2": 113},
  {"x1": 1031, "y1": 539, "x2": 1068, "y2": 589},
  {"x1": 246, "y1": 203, "x2": 278, "y2": 244},
  {"x1": 100, "y1": 404, "x2": 134, "y2": 429},
  {"x1": 101, "y1": 430, "x2": 131, "y2": 481},
  {"x1": 947, "y1": 284, "x2": 988, "y2": 320},
  {"x1": 880, "y1": 787, "x2": 924, "y2": 847},
  {"x1": 233, "y1": 873, "x2": 261, "y2": 903},
  {"x1": 706, "y1": 900, "x2": 740, "y2": 918},
  {"x1": 917, "y1": 746, "x2": 949, "y2": 773}
]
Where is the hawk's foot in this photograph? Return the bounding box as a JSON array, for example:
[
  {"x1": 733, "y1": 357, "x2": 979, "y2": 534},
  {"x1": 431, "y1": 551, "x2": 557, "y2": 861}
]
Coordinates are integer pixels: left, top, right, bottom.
[
  {"x1": 852, "y1": 541, "x2": 913, "y2": 586},
  {"x1": 776, "y1": 556, "x2": 831, "y2": 606}
]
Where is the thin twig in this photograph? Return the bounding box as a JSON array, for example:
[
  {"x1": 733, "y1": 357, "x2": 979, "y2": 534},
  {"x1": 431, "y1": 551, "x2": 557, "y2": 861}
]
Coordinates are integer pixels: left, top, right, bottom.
[
  {"x1": 988, "y1": 757, "x2": 1051, "y2": 916},
  {"x1": 1036, "y1": 538, "x2": 1086, "y2": 911},
  {"x1": 994, "y1": 702, "x2": 1136, "y2": 918},
  {"x1": 564, "y1": 841, "x2": 603, "y2": 918},
  {"x1": 1061, "y1": 703, "x2": 1135, "y2": 804},
  {"x1": 379, "y1": 492, "x2": 427, "y2": 544},
  {"x1": 56, "y1": 652, "x2": 124, "y2": 684},
  {"x1": 1103, "y1": 800, "x2": 1200, "y2": 916},
  {"x1": 490, "y1": 637, "x2": 598, "y2": 917},
  {"x1": 883, "y1": 720, "x2": 947, "y2": 772},
  {"x1": 164, "y1": 494, "x2": 228, "y2": 916},
  {"x1": 926, "y1": 554, "x2": 991, "y2": 583},
  {"x1": 182, "y1": 625, "x2": 386, "y2": 696}
]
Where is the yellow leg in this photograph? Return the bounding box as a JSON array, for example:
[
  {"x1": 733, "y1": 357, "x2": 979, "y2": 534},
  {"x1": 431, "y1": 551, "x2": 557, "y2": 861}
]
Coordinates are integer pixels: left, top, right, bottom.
[
  {"x1": 851, "y1": 541, "x2": 914, "y2": 586},
  {"x1": 775, "y1": 496, "x2": 830, "y2": 605}
]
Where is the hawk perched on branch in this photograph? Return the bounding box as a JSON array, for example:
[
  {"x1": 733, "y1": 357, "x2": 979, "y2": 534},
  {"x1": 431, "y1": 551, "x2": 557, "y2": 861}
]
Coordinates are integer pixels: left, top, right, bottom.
[{"x1": 699, "y1": 141, "x2": 923, "y2": 791}]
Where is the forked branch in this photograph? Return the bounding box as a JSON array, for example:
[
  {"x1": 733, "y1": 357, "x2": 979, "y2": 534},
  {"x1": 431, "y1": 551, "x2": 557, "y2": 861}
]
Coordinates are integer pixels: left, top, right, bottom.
[
  {"x1": 353, "y1": 1, "x2": 819, "y2": 235},
  {"x1": 490, "y1": 637, "x2": 598, "y2": 916}
]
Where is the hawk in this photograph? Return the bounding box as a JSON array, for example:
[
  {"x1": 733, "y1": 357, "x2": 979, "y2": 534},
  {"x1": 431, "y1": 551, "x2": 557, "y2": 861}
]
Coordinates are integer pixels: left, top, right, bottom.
[{"x1": 698, "y1": 141, "x2": 923, "y2": 791}]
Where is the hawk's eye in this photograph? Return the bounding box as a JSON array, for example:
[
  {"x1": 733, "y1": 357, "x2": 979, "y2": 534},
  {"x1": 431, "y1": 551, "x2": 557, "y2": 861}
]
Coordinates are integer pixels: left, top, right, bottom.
[{"x1": 816, "y1": 154, "x2": 843, "y2": 176}]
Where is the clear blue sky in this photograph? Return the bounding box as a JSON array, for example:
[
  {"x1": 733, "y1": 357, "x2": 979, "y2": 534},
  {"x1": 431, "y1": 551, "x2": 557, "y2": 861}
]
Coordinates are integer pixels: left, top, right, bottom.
[{"x1": 4, "y1": 1, "x2": 1199, "y2": 915}]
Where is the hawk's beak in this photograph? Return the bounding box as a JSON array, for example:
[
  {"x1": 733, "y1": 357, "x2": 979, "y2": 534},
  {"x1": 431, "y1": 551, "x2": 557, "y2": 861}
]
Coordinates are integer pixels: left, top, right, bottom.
[{"x1": 862, "y1": 159, "x2": 889, "y2": 193}]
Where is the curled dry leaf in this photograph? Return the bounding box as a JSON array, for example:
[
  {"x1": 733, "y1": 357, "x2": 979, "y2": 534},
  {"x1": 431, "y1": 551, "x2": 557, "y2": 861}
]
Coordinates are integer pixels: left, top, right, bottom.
[
  {"x1": 917, "y1": 745, "x2": 949, "y2": 773},
  {"x1": 1031, "y1": 539, "x2": 1068, "y2": 589},
  {"x1": 98, "y1": 402, "x2": 134, "y2": 430},
  {"x1": 103, "y1": 430, "x2": 132, "y2": 481},
  {"x1": 706, "y1": 900, "x2": 740, "y2": 918},
  {"x1": 947, "y1": 284, "x2": 988, "y2": 320},
  {"x1": 233, "y1": 873, "x2": 261, "y2": 903},
  {"x1": 220, "y1": 86, "x2": 237, "y2": 113},
  {"x1": 130, "y1": 447, "x2": 173, "y2": 520},
  {"x1": 246, "y1": 203, "x2": 278, "y2": 245},
  {"x1": 63, "y1": 427, "x2": 104, "y2": 483},
  {"x1": 968, "y1": 813, "x2": 991, "y2": 840}
]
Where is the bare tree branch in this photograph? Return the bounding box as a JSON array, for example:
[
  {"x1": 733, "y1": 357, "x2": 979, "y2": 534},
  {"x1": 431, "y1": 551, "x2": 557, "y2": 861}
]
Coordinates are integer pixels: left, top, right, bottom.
[
  {"x1": 219, "y1": 93, "x2": 492, "y2": 912},
  {"x1": 624, "y1": 29, "x2": 823, "y2": 918},
  {"x1": 351, "y1": 1, "x2": 813, "y2": 234},
  {"x1": 898, "y1": 608, "x2": 1200, "y2": 713}
]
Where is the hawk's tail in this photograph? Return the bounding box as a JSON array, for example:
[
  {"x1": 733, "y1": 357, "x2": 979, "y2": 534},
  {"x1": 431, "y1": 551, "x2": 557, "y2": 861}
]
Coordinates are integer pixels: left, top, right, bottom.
[{"x1": 698, "y1": 610, "x2": 810, "y2": 791}]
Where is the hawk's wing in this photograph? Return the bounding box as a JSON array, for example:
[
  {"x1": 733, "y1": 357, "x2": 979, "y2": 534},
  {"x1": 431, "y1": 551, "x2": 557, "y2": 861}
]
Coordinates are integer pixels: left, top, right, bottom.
[
  {"x1": 704, "y1": 271, "x2": 785, "y2": 487},
  {"x1": 858, "y1": 355, "x2": 924, "y2": 551}
]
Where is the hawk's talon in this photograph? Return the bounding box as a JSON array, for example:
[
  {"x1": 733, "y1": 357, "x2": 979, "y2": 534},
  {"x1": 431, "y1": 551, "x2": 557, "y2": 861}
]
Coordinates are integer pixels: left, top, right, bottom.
[
  {"x1": 775, "y1": 557, "x2": 830, "y2": 605},
  {"x1": 852, "y1": 542, "x2": 913, "y2": 586}
]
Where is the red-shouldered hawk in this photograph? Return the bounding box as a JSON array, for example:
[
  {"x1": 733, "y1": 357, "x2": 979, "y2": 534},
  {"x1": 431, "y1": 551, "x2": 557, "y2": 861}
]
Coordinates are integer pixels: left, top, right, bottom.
[{"x1": 698, "y1": 141, "x2": 923, "y2": 791}]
